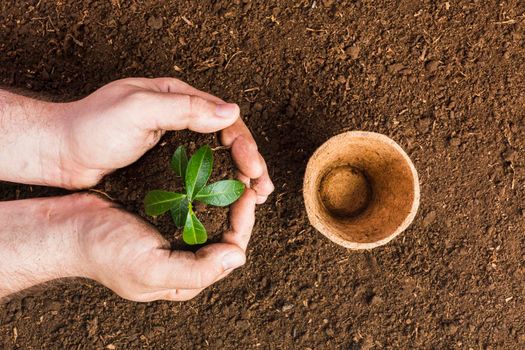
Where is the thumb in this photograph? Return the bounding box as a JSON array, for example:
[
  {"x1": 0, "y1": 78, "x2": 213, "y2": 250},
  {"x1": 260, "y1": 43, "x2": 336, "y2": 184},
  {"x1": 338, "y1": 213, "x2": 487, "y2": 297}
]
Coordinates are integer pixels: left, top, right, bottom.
[
  {"x1": 136, "y1": 91, "x2": 240, "y2": 133},
  {"x1": 149, "y1": 243, "x2": 246, "y2": 290}
]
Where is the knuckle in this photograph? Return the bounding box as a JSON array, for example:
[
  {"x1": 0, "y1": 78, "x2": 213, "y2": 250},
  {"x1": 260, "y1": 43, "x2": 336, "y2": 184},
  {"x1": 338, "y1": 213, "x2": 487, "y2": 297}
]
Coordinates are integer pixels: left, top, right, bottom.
[
  {"x1": 187, "y1": 95, "x2": 206, "y2": 113},
  {"x1": 228, "y1": 229, "x2": 251, "y2": 243},
  {"x1": 188, "y1": 95, "x2": 198, "y2": 112},
  {"x1": 191, "y1": 266, "x2": 220, "y2": 289},
  {"x1": 176, "y1": 94, "x2": 193, "y2": 113},
  {"x1": 115, "y1": 77, "x2": 138, "y2": 87},
  {"x1": 254, "y1": 180, "x2": 274, "y2": 195},
  {"x1": 126, "y1": 90, "x2": 151, "y2": 106},
  {"x1": 245, "y1": 187, "x2": 258, "y2": 200}
]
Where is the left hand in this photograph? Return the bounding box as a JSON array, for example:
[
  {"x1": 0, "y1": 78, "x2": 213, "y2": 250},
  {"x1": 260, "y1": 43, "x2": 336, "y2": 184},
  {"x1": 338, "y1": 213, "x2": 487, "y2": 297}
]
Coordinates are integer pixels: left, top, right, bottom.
[
  {"x1": 74, "y1": 192, "x2": 257, "y2": 302},
  {"x1": 58, "y1": 77, "x2": 274, "y2": 202},
  {"x1": 0, "y1": 191, "x2": 257, "y2": 302}
]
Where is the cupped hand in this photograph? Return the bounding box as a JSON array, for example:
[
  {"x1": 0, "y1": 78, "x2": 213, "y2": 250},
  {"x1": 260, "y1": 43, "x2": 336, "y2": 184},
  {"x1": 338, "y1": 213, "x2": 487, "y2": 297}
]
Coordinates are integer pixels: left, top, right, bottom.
[
  {"x1": 72, "y1": 191, "x2": 256, "y2": 302},
  {"x1": 60, "y1": 77, "x2": 273, "y2": 203}
]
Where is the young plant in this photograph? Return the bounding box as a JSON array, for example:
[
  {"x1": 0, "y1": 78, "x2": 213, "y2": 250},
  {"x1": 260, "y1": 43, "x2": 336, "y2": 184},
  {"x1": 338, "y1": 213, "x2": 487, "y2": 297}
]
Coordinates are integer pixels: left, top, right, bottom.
[{"x1": 144, "y1": 145, "x2": 245, "y2": 245}]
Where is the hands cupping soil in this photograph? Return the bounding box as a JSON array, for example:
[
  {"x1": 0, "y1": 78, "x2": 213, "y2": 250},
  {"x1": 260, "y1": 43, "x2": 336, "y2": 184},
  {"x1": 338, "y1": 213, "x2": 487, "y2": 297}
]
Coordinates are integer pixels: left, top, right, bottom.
[
  {"x1": 0, "y1": 77, "x2": 273, "y2": 301},
  {"x1": 69, "y1": 77, "x2": 274, "y2": 300}
]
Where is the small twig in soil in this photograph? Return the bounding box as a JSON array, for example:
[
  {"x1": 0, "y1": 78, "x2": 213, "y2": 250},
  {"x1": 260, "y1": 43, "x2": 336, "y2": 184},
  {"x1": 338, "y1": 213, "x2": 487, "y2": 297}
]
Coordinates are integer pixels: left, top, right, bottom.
[
  {"x1": 306, "y1": 27, "x2": 327, "y2": 33},
  {"x1": 46, "y1": 16, "x2": 59, "y2": 33},
  {"x1": 181, "y1": 16, "x2": 193, "y2": 26},
  {"x1": 88, "y1": 189, "x2": 115, "y2": 201},
  {"x1": 243, "y1": 87, "x2": 260, "y2": 93},
  {"x1": 194, "y1": 58, "x2": 218, "y2": 72},
  {"x1": 494, "y1": 14, "x2": 525, "y2": 25},
  {"x1": 66, "y1": 33, "x2": 84, "y2": 47},
  {"x1": 211, "y1": 145, "x2": 231, "y2": 151},
  {"x1": 267, "y1": 15, "x2": 280, "y2": 25},
  {"x1": 111, "y1": 0, "x2": 121, "y2": 9},
  {"x1": 494, "y1": 19, "x2": 517, "y2": 25},
  {"x1": 224, "y1": 51, "x2": 242, "y2": 70},
  {"x1": 419, "y1": 46, "x2": 428, "y2": 62}
]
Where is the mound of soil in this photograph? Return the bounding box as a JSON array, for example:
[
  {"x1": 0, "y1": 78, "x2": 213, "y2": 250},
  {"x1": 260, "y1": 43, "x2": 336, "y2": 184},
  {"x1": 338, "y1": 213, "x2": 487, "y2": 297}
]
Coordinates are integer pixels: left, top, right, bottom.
[{"x1": 1, "y1": 0, "x2": 524, "y2": 348}]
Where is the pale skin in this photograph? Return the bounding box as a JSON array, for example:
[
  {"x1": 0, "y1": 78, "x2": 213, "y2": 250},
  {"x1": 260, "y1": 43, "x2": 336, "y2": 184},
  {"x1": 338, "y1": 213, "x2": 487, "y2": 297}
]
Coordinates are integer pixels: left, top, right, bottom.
[{"x1": 0, "y1": 77, "x2": 274, "y2": 302}]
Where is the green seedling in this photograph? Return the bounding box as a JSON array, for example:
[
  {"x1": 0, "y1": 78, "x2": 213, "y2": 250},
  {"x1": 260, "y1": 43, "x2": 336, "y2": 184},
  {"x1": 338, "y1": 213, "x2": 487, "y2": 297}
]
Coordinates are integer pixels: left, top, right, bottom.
[{"x1": 144, "y1": 145, "x2": 245, "y2": 245}]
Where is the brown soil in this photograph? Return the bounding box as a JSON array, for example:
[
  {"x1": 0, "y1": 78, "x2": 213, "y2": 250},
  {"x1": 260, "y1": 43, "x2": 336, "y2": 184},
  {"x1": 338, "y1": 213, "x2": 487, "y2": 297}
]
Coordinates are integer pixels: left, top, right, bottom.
[
  {"x1": 1, "y1": 0, "x2": 524, "y2": 349},
  {"x1": 319, "y1": 165, "x2": 372, "y2": 218}
]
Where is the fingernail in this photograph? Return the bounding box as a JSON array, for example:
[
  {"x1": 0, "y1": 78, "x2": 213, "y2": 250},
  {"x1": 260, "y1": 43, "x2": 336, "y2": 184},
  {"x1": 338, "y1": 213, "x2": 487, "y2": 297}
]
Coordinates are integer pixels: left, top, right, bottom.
[
  {"x1": 222, "y1": 251, "x2": 245, "y2": 270},
  {"x1": 216, "y1": 103, "x2": 239, "y2": 118}
]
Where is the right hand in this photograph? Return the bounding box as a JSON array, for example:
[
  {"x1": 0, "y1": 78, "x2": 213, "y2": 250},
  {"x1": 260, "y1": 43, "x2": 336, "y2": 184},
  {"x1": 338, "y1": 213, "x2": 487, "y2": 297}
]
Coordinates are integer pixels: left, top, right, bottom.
[{"x1": 57, "y1": 77, "x2": 274, "y2": 203}]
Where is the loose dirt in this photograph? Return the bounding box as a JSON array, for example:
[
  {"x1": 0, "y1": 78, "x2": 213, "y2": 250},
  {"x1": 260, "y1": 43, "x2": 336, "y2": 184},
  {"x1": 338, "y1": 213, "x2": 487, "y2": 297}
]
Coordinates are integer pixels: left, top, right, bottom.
[{"x1": 1, "y1": 0, "x2": 524, "y2": 349}]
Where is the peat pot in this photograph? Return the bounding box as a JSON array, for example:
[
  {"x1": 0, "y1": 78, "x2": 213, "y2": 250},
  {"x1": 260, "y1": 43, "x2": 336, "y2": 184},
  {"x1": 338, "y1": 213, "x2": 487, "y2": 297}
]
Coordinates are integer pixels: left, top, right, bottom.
[{"x1": 303, "y1": 131, "x2": 420, "y2": 249}]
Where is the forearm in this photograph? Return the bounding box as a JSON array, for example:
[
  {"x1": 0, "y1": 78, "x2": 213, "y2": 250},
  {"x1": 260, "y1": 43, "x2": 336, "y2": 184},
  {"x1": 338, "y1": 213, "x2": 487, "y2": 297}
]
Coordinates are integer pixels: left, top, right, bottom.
[
  {"x1": 0, "y1": 90, "x2": 72, "y2": 187},
  {"x1": 0, "y1": 196, "x2": 84, "y2": 299}
]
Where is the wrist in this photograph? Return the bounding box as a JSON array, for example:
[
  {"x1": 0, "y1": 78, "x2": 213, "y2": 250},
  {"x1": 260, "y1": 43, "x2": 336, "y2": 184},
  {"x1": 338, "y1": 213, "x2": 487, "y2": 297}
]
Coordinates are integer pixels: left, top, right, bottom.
[
  {"x1": 0, "y1": 194, "x2": 89, "y2": 298},
  {"x1": 45, "y1": 99, "x2": 107, "y2": 189},
  {"x1": 0, "y1": 90, "x2": 73, "y2": 188}
]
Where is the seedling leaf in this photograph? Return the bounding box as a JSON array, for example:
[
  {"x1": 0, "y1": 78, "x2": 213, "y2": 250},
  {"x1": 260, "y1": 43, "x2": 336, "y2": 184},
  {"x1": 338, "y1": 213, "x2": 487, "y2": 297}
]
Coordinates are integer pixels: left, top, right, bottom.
[
  {"x1": 183, "y1": 207, "x2": 207, "y2": 245},
  {"x1": 144, "y1": 190, "x2": 186, "y2": 216},
  {"x1": 195, "y1": 180, "x2": 245, "y2": 206},
  {"x1": 171, "y1": 145, "x2": 188, "y2": 180},
  {"x1": 170, "y1": 197, "x2": 190, "y2": 228},
  {"x1": 185, "y1": 145, "x2": 213, "y2": 199},
  {"x1": 145, "y1": 143, "x2": 243, "y2": 246}
]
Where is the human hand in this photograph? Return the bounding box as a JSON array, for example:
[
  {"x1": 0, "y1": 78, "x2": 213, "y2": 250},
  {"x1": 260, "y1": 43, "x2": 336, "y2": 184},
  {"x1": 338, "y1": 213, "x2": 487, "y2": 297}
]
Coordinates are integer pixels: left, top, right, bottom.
[
  {"x1": 78, "y1": 190, "x2": 258, "y2": 301},
  {"x1": 59, "y1": 77, "x2": 273, "y2": 202},
  {"x1": 0, "y1": 191, "x2": 257, "y2": 302}
]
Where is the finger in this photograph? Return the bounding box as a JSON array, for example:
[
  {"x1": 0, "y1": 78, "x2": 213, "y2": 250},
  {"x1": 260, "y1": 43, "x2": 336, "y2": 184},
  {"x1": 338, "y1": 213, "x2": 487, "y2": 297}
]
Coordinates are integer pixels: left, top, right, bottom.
[
  {"x1": 232, "y1": 151, "x2": 273, "y2": 204},
  {"x1": 251, "y1": 154, "x2": 275, "y2": 200},
  {"x1": 132, "y1": 78, "x2": 273, "y2": 197},
  {"x1": 127, "y1": 77, "x2": 274, "y2": 197},
  {"x1": 222, "y1": 188, "x2": 257, "y2": 251},
  {"x1": 149, "y1": 77, "x2": 227, "y2": 104},
  {"x1": 148, "y1": 243, "x2": 245, "y2": 289},
  {"x1": 230, "y1": 135, "x2": 264, "y2": 179},
  {"x1": 221, "y1": 119, "x2": 274, "y2": 196},
  {"x1": 221, "y1": 117, "x2": 256, "y2": 147},
  {"x1": 134, "y1": 91, "x2": 240, "y2": 133},
  {"x1": 126, "y1": 77, "x2": 227, "y2": 103}
]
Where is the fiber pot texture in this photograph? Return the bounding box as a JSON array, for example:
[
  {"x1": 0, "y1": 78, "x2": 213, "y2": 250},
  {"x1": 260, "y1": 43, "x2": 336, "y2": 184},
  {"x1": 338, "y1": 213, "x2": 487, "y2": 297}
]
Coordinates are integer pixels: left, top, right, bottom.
[{"x1": 304, "y1": 131, "x2": 420, "y2": 249}]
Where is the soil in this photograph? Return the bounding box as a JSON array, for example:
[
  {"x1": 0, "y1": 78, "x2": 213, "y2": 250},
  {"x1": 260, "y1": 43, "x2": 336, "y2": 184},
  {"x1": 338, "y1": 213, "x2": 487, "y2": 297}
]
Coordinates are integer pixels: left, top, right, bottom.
[
  {"x1": 319, "y1": 165, "x2": 372, "y2": 218},
  {"x1": 1, "y1": 0, "x2": 524, "y2": 349}
]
